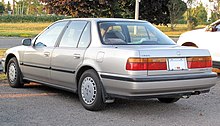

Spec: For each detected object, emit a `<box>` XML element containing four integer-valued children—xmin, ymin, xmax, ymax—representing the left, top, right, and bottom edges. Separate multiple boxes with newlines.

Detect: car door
<box><xmin>50</xmin><ymin>21</ymin><xmax>91</xmax><ymax>89</ymax></box>
<box><xmin>21</xmin><ymin>21</ymin><xmax>69</xmax><ymax>82</ymax></box>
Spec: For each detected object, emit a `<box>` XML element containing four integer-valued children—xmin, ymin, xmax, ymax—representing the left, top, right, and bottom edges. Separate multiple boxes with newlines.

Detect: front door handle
<box><xmin>73</xmin><ymin>54</ymin><xmax>81</xmax><ymax>59</ymax></box>
<box><xmin>44</xmin><ymin>52</ymin><xmax>50</xmax><ymax>57</ymax></box>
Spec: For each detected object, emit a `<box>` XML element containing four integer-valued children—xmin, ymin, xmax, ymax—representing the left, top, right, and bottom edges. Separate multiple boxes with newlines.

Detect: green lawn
<box><xmin>0</xmin><ymin>23</ymin><xmax>51</xmax><ymax>37</ymax></box>
<box><xmin>156</xmin><ymin>24</ymin><xmax>206</xmax><ymax>37</ymax></box>
<box><xmin>0</xmin><ymin>23</ymin><xmax>206</xmax><ymax>38</ymax></box>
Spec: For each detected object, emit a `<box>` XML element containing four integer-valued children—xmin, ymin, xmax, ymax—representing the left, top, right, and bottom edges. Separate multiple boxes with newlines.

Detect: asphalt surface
<box><xmin>0</xmin><ymin>77</ymin><xmax>220</xmax><ymax>126</ymax></box>
<box><xmin>0</xmin><ymin>37</ymin><xmax>25</xmax><ymax>49</ymax></box>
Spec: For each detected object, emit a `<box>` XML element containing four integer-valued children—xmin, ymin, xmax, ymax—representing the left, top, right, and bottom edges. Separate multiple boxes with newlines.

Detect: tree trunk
<box><xmin>13</xmin><ymin>0</ymin><xmax>15</xmax><ymax>15</ymax></box>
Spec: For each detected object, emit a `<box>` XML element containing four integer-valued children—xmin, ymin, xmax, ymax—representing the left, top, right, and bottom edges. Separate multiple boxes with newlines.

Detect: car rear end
<box><xmin>100</xmin><ymin>46</ymin><xmax>216</xmax><ymax>98</ymax></box>
<box><xmin>97</xmin><ymin>20</ymin><xmax>217</xmax><ymax>99</ymax></box>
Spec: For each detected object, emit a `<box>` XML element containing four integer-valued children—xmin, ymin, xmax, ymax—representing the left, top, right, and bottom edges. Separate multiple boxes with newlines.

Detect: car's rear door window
<box><xmin>59</xmin><ymin>21</ymin><xmax>88</xmax><ymax>48</ymax></box>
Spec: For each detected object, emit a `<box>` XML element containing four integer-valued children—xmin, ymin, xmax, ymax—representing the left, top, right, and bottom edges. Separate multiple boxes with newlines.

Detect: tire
<box><xmin>157</xmin><ymin>98</ymin><xmax>180</xmax><ymax>103</ymax></box>
<box><xmin>78</xmin><ymin>69</ymin><xmax>106</xmax><ymax>111</ymax></box>
<box><xmin>7</xmin><ymin>57</ymin><xmax>24</xmax><ymax>88</ymax></box>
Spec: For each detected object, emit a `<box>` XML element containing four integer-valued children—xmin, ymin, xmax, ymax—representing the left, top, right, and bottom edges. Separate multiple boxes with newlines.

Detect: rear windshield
<box><xmin>98</xmin><ymin>21</ymin><xmax>175</xmax><ymax>45</ymax></box>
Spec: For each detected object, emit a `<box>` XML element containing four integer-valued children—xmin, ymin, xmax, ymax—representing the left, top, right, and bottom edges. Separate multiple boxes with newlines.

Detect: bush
<box><xmin>0</xmin><ymin>15</ymin><xmax>71</xmax><ymax>23</ymax></box>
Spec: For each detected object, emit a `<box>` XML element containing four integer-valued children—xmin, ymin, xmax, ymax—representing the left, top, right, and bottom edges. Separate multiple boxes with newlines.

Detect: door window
<box><xmin>59</xmin><ymin>21</ymin><xmax>88</xmax><ymax>48</ymax></box>
<box><xmin>78</xmin><ymin>22</ymin><xmax>91</xmax><ymax>48</ymax></box>
<box><xmin>35</xmin><ymin>21</ymin><xmax>68</xmax><ymax>47</ymax></box>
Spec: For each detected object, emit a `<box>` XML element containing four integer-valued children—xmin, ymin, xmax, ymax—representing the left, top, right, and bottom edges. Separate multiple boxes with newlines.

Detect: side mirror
<box><xmin>22</xmin><ymin>38</ymin><xmax>32</xmax><ymax>46</ymax></box>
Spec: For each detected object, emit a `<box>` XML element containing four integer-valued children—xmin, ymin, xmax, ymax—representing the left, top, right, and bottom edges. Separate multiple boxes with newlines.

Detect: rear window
<box><xmin>98</xmin><ymin>21</ymin><xmax>175</xmax><ymax>45</ymax></box>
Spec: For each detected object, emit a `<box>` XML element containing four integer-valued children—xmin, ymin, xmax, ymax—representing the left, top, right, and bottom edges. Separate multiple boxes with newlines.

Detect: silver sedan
<box><xmin>2</xmin><ymin>18</ymin><xmax>217</xmax><ymax>111</ymax></box>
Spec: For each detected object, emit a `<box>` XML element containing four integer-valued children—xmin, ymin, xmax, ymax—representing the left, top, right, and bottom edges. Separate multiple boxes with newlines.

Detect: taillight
<box><xmin>126</xmin><ymin>58</ymin><xmax>167</xmax><ymax>71</ymax></box>
<box><xmin>187</xmin><ymin>56</ymin><xmax>212</xmax><ymax>69</ymax></box>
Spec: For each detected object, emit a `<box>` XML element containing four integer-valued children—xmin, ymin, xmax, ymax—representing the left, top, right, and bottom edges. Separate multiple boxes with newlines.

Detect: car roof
<box><xmin>62</xmin><ymin>18</ymin><xmax>148</xmax><ymax>23</ymax></box>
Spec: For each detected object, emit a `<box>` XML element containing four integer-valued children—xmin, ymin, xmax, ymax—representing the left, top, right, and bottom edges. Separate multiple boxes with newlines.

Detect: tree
<box><xmin>40</xmin><ymin>0</ymin><xmax>170</xmax><ymax>25</ymax></box>
<box><xmin>138</xmin><ymin>0</ymin><xmax>170</xmax><ymax>25</ymax></box>
<box><xmin>194</xmin><ymin>3</ymin><xmax>207</xmax><ymax>24</ymax></box>
<box><xmin>168</xmin><ymin>0</ymin><xmax>187</xmax><ymax>30</ymax></box>
<box><xmin>186</xmin><ymin>0</ymin><xmax>199</xmax><ymax>30</ymax></box>
<box><xmin>7</xmin><ymin>1</ymin><xmax>12</xmax><ymax>11</ymax></box>
<box><xmin>0</xmin><ymin>2</ymin><xmax>5</xmax><ymax>15</ymax></box>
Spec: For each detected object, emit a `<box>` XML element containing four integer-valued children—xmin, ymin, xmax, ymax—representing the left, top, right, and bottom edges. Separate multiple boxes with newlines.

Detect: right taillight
<box><xmin>126</xmin><ymin>58</ymin><xmax>167</xmax><ymax>71</ymax></box>
<box><xmin>187</xmin><ymin>56</ymin><xmax>212</xmax><ymax>69</ymax></box>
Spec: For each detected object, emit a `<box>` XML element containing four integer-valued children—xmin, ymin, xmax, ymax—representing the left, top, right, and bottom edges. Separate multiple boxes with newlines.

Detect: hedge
<box><xmin>0</xmin><ymin>15</ymin><xmax>71</xmax><ymax>23</ymax></box>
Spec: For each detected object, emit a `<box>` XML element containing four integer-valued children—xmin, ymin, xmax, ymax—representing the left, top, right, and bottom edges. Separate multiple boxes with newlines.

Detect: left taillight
<box><xmin>126</xmin><ymin>58</ymin><xmax>167</xmax><ymax>71</ymax></box>
<box><xmin>187</xmin><ymin>56</ymin><xmax>212</xmax><ymax>69</ymax></box>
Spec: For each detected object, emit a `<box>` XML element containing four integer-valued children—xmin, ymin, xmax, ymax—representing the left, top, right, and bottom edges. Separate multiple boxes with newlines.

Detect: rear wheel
<box><xmin>7</xmin><ymin>57</ymin><xmax>24</xmax><ymax>88</ymax></box>
<box><xmin>78</xmin><ymin>69</ymin><xmax>105</xmax><ymax>111</ymax></box>
<box><xmin>157</xmin><ymin>98</ymin><xmax>180</xmax><ymax>103</ymax></box>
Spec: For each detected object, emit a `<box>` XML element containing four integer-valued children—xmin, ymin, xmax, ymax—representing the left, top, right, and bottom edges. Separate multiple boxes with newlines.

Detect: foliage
<box><xmin>184</xmin><ymin>2</ymin><xmax>207</xmax><ymax>29</ymax></box>
<box><xmin>7</xmin><ymin>1</ymin><xmax>12</xmax><ymax>11</ymax></box>
<box><xmin>0</xmin><ymin>15</ymin><xmax>69</xmax><ymax>23</ymax></box>
<box><xmin>168</xmin><ymin>0</ymin><xmax>187</xmax><ymax>30</ymax></box>
<box><xmin>39</xmin><ymin>0</ymin><xmax>170</xmax><ymax>25</ymax></box>
<box><xmin>193</xmin><ymin>3</ymin><xmax>207</xmax><ymax>25</ymax></box>
<box><xmin>0</xmin><ymin>2</ymin><xmax>5</xmax><ymax>15</ymax></box>
<box><xmin>138</xmin><ymin>0</ymin><xmax>170</xmax><ymax>25</ymax></box>
<box><xmin>211</xmin><ymin>12</ymin><xmax>220</xmax><ymax>22</ymax></box>
<box><xmin>185</xmin><ymin>0</ymin><xmax>198</xmax><ymax>30</ymax></box>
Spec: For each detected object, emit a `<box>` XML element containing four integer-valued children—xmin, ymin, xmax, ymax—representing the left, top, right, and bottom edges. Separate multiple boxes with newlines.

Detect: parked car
<box><xmin>2</xmin><ymin>18</ymin><xmax>217</xmax><ymax>111</ymax></box>
<box><xmin>177</xmin><ymin>19</ymin><xmax>220</xmax><ymax>68</ymax></box>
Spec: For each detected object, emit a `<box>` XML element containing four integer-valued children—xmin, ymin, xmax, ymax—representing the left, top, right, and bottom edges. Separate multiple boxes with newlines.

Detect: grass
<box><xmin>0</xmin><ymin>23</ymin><xmax>51</xmax><ymax>37</ymax></box>
<box><xmin>0</xmin><ymin>73</ymin><xmax>7</xmax><ymax>80</ymax></box>
<box><xmin>156</xmin><ymin>24</ymin><xmax>206</xmax><ymax>37</ymax></box>
<box><xmin>0</xmin><ymin>23</ymin><xmax>207</xmax><ymax>38</ymax></box>
<box><xmin>0</xmin><ymin>49</ymin><xmax>7</xmax><ymax>58</ymax></box>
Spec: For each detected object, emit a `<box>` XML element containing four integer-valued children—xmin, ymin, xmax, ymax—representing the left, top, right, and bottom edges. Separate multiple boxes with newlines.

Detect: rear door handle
<box><xmin>73</xmin><ymin>54</ymin><xmax>81</xmax><ymax>59</ymax></box>
<box><xmin>44</xmin><ymin>52</ymin><xmax>50</xmax><ymax>57</ymax></box>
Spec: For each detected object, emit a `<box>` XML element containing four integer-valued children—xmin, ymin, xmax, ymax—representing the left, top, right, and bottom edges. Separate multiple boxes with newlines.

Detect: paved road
<box><xmin>0</xmin><ymin>37</ymin><xmax>25</xmax><ymax>49</ymax></box>
<box><xmin>0</xmin><ymin>77</ymin><xmax>219</xmax><ymax>126</ymax></box>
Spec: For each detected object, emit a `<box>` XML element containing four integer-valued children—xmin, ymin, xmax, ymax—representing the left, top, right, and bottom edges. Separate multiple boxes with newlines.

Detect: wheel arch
<box><xmin>5</xmin><ymin>53</ymin><xmax>17</xmax><ymax>73</ymax></box>
<box><xmin>181</xmin><ymin>42</ymin><xmax>198</xmax><ymax>48</ymax></box>
<box><xmin>76</xmin><ymin>65</ymin><xmax>98</xmax><ymax>88</ymax></box>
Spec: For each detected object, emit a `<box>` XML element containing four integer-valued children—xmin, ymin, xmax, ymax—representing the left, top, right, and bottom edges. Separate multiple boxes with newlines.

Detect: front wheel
<box><xmin>157</xmin><ymin>98</ymin><xmax>180</xmax><ymax>103</ymax></box>
<box><xmin>7</xmin><ymin>57</ymin><xmax>24</xmax><ymax>88</ymax></box>
<box><xmin>78</xmin><ymin>69</ymin><xmax>105</xmax><ymax>111</ymax></box>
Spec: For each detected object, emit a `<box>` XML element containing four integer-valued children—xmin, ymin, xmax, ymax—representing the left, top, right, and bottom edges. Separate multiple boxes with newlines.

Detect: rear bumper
<box><xmin>100</xmin><ymin>72</ymin><xmax>217</xmax><ymax>98</ymax></box>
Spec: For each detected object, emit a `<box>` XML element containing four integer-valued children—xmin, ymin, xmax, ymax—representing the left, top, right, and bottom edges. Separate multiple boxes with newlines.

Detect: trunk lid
<box><xmin>138</xmin><ymin>46</ymin><xmax>211</xmax><ymax>76</ymax></box>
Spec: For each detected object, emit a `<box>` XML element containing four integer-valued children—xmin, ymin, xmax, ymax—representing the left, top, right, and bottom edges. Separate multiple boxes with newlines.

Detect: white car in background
<box><xmin>177</xmin><ymin>19</ymin><xmax>220</xmax><ymax>68</ymax></box>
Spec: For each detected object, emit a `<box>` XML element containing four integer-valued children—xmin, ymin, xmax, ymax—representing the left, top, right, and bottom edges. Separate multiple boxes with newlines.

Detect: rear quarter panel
<box><xmin>83</xmin><ymin>46</ymin><xmax>142</xmax><ymax>75</ymax></box>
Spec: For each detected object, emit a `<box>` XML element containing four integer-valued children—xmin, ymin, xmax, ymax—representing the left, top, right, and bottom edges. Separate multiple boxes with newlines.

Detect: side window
<box><xmin>78</xmin><ymin>22</ymin><xmax>91</xmax><ymax>48</ymax></box>
<box><xmin>59</xmin><ymin>21</ymin><xmax>87</xmax><ymax>47</ymax></box>
<box><xmin>35</xmin><ymin>21</ymin><xmax>68</xmax><ymax>47</ymax></box>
